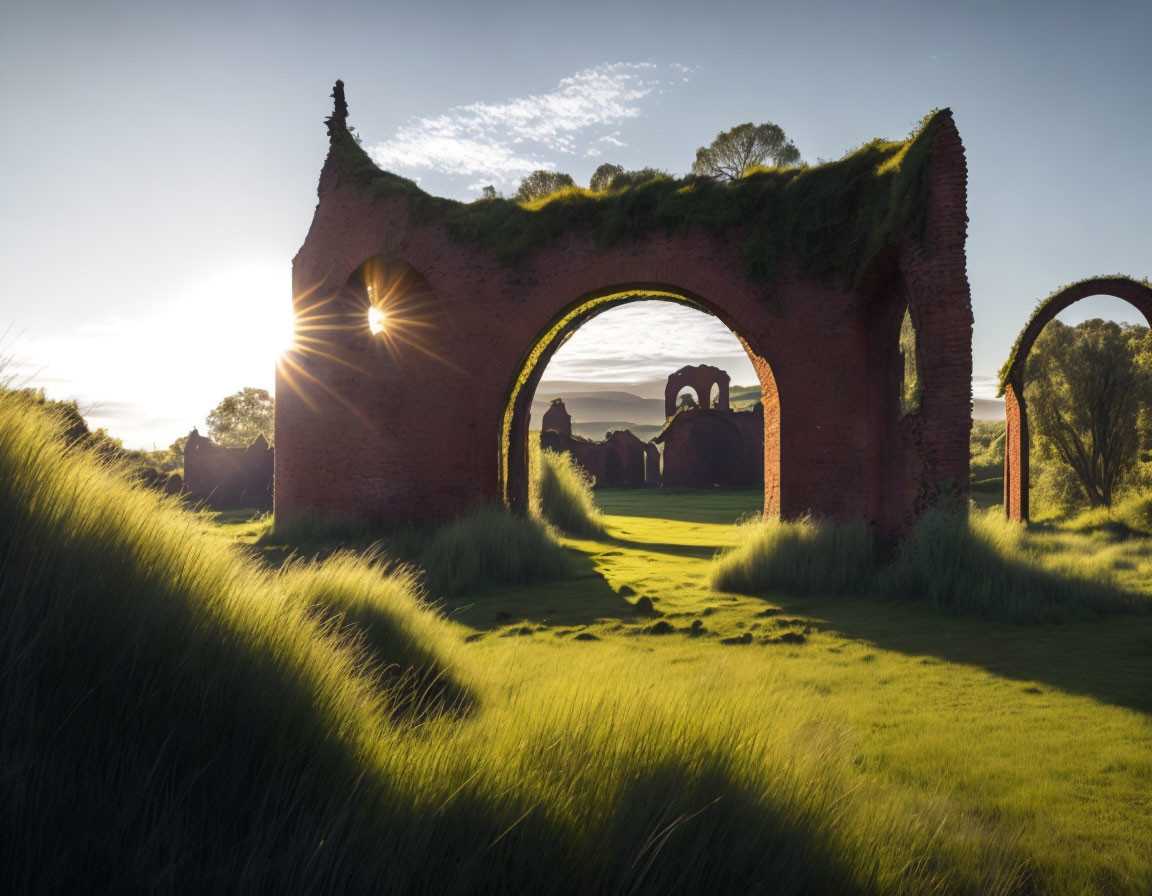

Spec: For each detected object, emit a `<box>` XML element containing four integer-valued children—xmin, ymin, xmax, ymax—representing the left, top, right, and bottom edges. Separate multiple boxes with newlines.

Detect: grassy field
<box><xmin>210</xmin><ymin>487</ymin><xmax>1152</xmax><ymax>893</ymax></box>
<box><xmin>6</xmin><ymin>392</ymin><xmax>1152</xmax><ymax>893</ymax></box>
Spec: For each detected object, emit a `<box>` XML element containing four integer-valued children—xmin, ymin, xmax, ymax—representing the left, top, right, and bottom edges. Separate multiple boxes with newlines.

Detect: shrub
<box><xmin>711</xmin><ymin>514</ymin><xmax>876</xmax><ymax>597</ymax></box>
<box><xmin>418</xmin><ymin>504</ymin><xmax>576</xmax><ymax>597</ymax></box>
<box><xmin>712</xmin><ymin>502</ymin><xmax>1143</xmax><ymax>625</ymax></box>
<box><xmin>882</xmin><ymin>505</ymin><xmax>1139</xmax><ymax>623</ymax></box>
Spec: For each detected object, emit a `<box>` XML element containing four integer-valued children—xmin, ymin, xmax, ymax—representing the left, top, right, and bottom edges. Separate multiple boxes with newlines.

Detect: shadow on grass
<box><xmin>604</xmin><ymin>534</ymin><xmax>720</xmax><ymax>560</ymax></box>
<box><xmin>439</xmin><ymin>551</ymin><xmax>641</xmax><ymax>632</ymax></box>
<box><xmin>767</xmin><ymin>590</ymin><xmax>1152</xmax><ymax>716</ymax></box>
<box><xmin>713</xmin><ymin>507</ymin><xmax>1152</xmax><ymax>713</ymax></box>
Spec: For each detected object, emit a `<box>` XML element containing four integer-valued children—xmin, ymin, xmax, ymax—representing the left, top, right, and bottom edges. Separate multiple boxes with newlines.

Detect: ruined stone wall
<box><xmin>540</xmin><ymin>428</ymin><xmax>650</xmax><ymax>488</ymax></box>
<box><xmin>656</xmin><ymin>407</ymin><xmax>762</xmax><ymax>488</ymax></box>
<box><xmin>276</xmin><ymin>105</ymin><xmax>971</xmax><ymax>538</ymax></box>
<box><xmin>184</xmin><ymin>431</ymin><xmax>273</xmax><ymax>510</ymax></box>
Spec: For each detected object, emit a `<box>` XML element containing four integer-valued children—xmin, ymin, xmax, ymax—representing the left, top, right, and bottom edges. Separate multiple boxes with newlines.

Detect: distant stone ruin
<box><xmin>540</xmin><ymin>400</ymin><xmax>659</xmax><ymax>487</ymax></box>
<box><xmin>183</xmin><ymin>429</ymin><xmax>274</xmax><ymax>509</ymax></box>
<box><xmin>539</xmin><ymin>367</ymin><xmax>764</xmax><ymax>490</ymax></box>
<box><xmin>277</xmin><ymin>82</ymin><xmax>973</xmax><ymax>538</ymax></box>
<box><xmin>654</xmin><ymin>366</ymin><xmax>763</xmax><ymax>488</ymax></box>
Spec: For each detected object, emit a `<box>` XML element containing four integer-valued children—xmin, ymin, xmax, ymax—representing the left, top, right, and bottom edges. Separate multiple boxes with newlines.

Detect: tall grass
<box><xmin>881</xmin><ymin>506</ymin><xmax>1140</xmax><ymax>623</ymax></box>
<box><xmin>418</xmin><ymin>504</ymin><xmax>576</xmax><ymax>597</ymax></box>
<box><xmin>712</xmin><ymin>504</ymin><xmax>1143</xmax><ymax>624</ymax></box>
<box><xmin>0</xmin><ymin>392</ymin><xmax>1051</xmax><ymax>892</ymax></box>
<box><xmin>532</xmin><ymin>445</ymin><xmax>606</xmax><ymax>537</ymax></box>
<box><xmin>0</xmin><ymin>391</ymin><xmax>462</xmax><ymax>889</ymax></box>
<box><xmin>711</xmin><ymin>514</ymin><xmax>875</xmax><ymax>597</ymax></box>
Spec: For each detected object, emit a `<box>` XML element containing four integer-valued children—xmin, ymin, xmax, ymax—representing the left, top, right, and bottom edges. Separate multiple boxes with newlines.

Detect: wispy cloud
<box><xmin>370</xmin><ymin>63</ymin><xmax>690</xmax><ymax>187</ymax></box>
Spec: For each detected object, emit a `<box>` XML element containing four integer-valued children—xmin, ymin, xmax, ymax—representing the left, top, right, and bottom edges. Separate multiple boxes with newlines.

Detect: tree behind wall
<box><xmin>690</xmin><ymin>122</ymin><xmax>801</xmax><ymax>181</ymax></box>
<box><xmin>1025</xmin><ymin>319</ymin><xmax>1152</xmax><ymax>509</ymax></box>
<box><xmin>206</xmin><ymin>387</ymin><xmax>274</xmax><ymax>448</ymax></box>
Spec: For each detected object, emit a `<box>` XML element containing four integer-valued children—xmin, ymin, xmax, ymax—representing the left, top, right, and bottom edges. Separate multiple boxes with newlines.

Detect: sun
<box><xmin>368</xmin><ymin>305</ymin><xmax>387</xmax><ymax>334</ymax></box>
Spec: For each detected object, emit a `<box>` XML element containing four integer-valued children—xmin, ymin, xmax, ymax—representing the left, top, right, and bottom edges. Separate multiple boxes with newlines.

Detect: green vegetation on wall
<box><xmin>996</xmin><ymin>274</ymin><xmax>1152</xmax><ymax>395</ymax></box>
<box><xmin>328</xmin><ymin>109</ymin><xmax>950</xmax><ymax>288</ymax></box>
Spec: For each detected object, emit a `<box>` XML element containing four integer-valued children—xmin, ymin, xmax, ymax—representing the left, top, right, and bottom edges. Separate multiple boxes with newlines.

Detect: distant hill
<box><xmin>534</xmin><ymin>386</ymin><xmax>1004</xmax><ymax>430</ymax></box>
<box><xmin>973</xmin><ymin>398</ymin><xmax>1004</xmax><ymax>421</ymax></box>
<box><xmin>532</xmin><ymin>391</ymin><xmax>667</xmax><ymax>427</ymax></box>
<box><xmin>569</xmin><ymin>422</ymin><xmax>663</xmax><ymax>441</ymax></box>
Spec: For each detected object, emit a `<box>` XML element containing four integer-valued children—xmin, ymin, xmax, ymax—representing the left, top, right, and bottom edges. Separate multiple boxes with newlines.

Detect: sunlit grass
<box><xmin>712</xmin><ymin>503</ymin><xmax>1146</xmax><ymax>624</ymax></box>
<box><xmin>531</xmin><ymin>444</ymin><xmax>606</xmax><ymax>537</ymax></box>
<box><xmin>6</xmin><ymin>392</ymin><xmax>1152</xmax><ymax>892</ymax></box>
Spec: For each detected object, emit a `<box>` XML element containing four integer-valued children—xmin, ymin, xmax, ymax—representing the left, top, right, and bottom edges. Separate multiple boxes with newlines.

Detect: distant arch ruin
<box><xmin>665</xmin><ymin>364</ymin><xmax>730</xmax><ymax>416</ymax></box>
<box><xmin>275</xmin><ymin>82</ymin><xmax>973</xmax><ymax>538</ymax></box>
<box><xmin>998</xmin><ymin>275</ymin><xmax>1152</xmax><ymax>521</ymax></box>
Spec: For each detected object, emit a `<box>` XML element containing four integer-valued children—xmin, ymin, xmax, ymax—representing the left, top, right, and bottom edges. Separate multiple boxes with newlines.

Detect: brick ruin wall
<box><xmin>184</xmin><ymin>431</ymin><xmax>274</xmax><ymax>510</ymax></box>
<box><xmin>276</xmin><ymin>104</ymin><xmax>971</xmax><ymax>539</ymax></box>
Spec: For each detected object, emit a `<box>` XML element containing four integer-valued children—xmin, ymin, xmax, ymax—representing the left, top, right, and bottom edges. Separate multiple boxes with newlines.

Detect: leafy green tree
<box><xmin>514</xmin><ymin>170</ymin><xmax>575</xmax><ymax>202</ymax></box>
<box><xmin>691</xmin><ymin>122</ymin><xmax>801</xmax><ymax>180</ymax></box>
<box><xmin>206</xmin><ymin>387</ymin><xmax>274</xmax><ymax>448</ymax></box>
<box><xmin>589</xmin><ymin>164</ymin><xmax>668</xmax><ymax>192</ymax></box>
<box><xmin>589</xmin><ymin>163</ymin><xmax>623</xmax><ymax>191</ymax></box>
<box><xmin>1025</xmin><ymin>319</ymin><xmax>1152</xmax><ymax>509</ymax></box>
<box><xmin>479</xmin><ymin>185</ymin><xmax>500</xmax><ymax>200</ymax></box>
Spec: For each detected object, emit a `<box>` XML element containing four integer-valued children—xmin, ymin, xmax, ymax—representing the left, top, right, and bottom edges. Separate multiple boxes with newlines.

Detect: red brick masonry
<box><xmin>276</xmin><ymin>93</ymin><xmax>973</xmax><ymax>539</ymax></box>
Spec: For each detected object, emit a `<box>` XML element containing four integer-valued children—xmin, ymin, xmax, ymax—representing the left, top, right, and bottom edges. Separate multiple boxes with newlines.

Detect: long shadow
<box><xmin>603</xmin><ymin>534</ymin><xmax>720</xmax><ymax>560</ymax></box>
<box><xmin>438</xmin><ymin>551</ymin><xmax>646</xmax><ymax>633</ymax></box>
<box><xmin>743</xmin><ymin>589</ymin><xmax>1152</xmax><ymax>716</ymax></box>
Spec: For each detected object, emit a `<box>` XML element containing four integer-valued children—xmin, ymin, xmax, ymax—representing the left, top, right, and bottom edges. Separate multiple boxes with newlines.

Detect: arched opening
<box><xmin>676</xmin><ymin>388</ymin><xmax>700</xmax><ymax>411</ymax></box>
<box><xmin>501</xmin><ymin>288</ymin><xmax>780</xmax><ymax>516</ymax></box>
<box><xmin>898</xmin><ymin>306</ymin><xmax>922</xmax><ymax>417</ymax></box>
<box><xmin>859</xmin><ymin>261</ymin><xmax>921</xmax><ymax>534</ymax></box>
<box><xmin>999</xmin><ymin>277</ymin><xmax>1152</xmax><ymax>521</ymax></box>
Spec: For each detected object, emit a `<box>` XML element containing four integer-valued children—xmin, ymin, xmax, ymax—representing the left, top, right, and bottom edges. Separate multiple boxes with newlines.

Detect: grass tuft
<box><xmin>418</xmin><ymin>504</ymin><xmax>576</xmax><ymax>597</ymax></box>
<box><xmin>532</xmin><ymin>446</ymin><xmax>606</xmax><ymax>537</ymax></box>
<box><xmin>713</xmin><ymin>503</ymin><xmax>1144</xmax><ymax>624</ymax></box>
<box><xmin>712</xmin><ymin>514</ymin><xmax>876</xmax><ymax>597</ymax></box>
<box><xmin>881</xmin><ymin>505</ymin><xmax>1141</xmax><ymax>623</ymax></box>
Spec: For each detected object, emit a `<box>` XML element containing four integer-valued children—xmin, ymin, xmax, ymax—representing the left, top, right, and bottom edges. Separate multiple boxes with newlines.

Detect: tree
<box><xmin>690</xmin><ymin>122</ymin><xmax>801</xmax><ymax>181</ymax></box>
<box><xmin>1025</xmin><ymin>319</ymin><xmax>1152</xmax><ymax>509</ymax></box>
<box><xmin>589</xmin><ymin>164</ymin><xmax>668</xmax><ymax>192</ymax></box>
<box><xmin>479</xmin><ymin>185</ymin><xmax>500</xmax><ymax>200</ymax></box>
<box><xmin>205</xmin><ymin>387</ymin><xmax>274</xmax><ymax>448</ymax></box>
<box><xmin>589</xmin><ymin>163</ymin><xmax>623</xmax><ymax>191</ymax></box>
<box><xmin>515</xmin><ymin>170</ymin><xmax>575</xmax><ymax>202</ymax></box>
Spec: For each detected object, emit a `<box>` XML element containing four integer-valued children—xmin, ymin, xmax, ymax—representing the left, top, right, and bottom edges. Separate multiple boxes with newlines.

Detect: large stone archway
<box><xmin>998</xmin><ymin>276</ymin><xmax>1152</xmax><ymax>521</ymax></box>
<box><xmin>275</xmin><ymin>83</ymin><xmax>972</xmax><ymax>538</ymax></box>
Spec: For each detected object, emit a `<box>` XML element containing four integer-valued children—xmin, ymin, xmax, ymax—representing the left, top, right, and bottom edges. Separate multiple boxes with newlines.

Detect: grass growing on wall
<box><xmin>328</xmin><ymin>109</ymin><xmax>949</xmax><ymax>288</ymax></box>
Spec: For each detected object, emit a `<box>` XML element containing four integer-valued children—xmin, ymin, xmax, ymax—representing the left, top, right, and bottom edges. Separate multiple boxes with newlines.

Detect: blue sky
<box><xmin>1</xmin><ymin>0</ymin><xmax>1149</xmax><ymax>446</ymax></box>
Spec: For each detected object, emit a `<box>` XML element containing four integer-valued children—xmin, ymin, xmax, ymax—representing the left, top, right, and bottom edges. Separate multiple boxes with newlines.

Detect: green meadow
<box><xmin>5</xmin><ymin>395</ymin><xmax>1152</xmax><ymax>894</ymax></box>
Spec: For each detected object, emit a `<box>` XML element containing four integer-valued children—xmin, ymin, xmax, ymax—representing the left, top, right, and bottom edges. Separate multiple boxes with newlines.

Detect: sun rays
<box><xmin>276</xmin><ymin>256</ymin><xmax>462</xmax><ymax>424</ymax></box>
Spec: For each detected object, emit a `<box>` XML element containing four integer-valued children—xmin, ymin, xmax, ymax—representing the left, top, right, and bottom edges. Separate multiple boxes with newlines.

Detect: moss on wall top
<box><xmin>327</xmin><ymin>101</ymin><xmax>951</xmax><ymax>289</ymax></box>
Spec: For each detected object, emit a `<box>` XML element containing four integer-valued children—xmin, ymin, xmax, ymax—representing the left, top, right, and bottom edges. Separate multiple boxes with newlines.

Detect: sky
<box><xmin>1</xmin><ymin>0</ymin><xmax>1149</xmax><ymax>447</ymax></box>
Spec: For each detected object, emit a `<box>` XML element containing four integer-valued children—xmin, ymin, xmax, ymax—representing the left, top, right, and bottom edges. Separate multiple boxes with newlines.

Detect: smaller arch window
<box><xmin>899</xmin><ymin>307</ymin><xmax>921</xmax><ymax>416</ymax></box>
